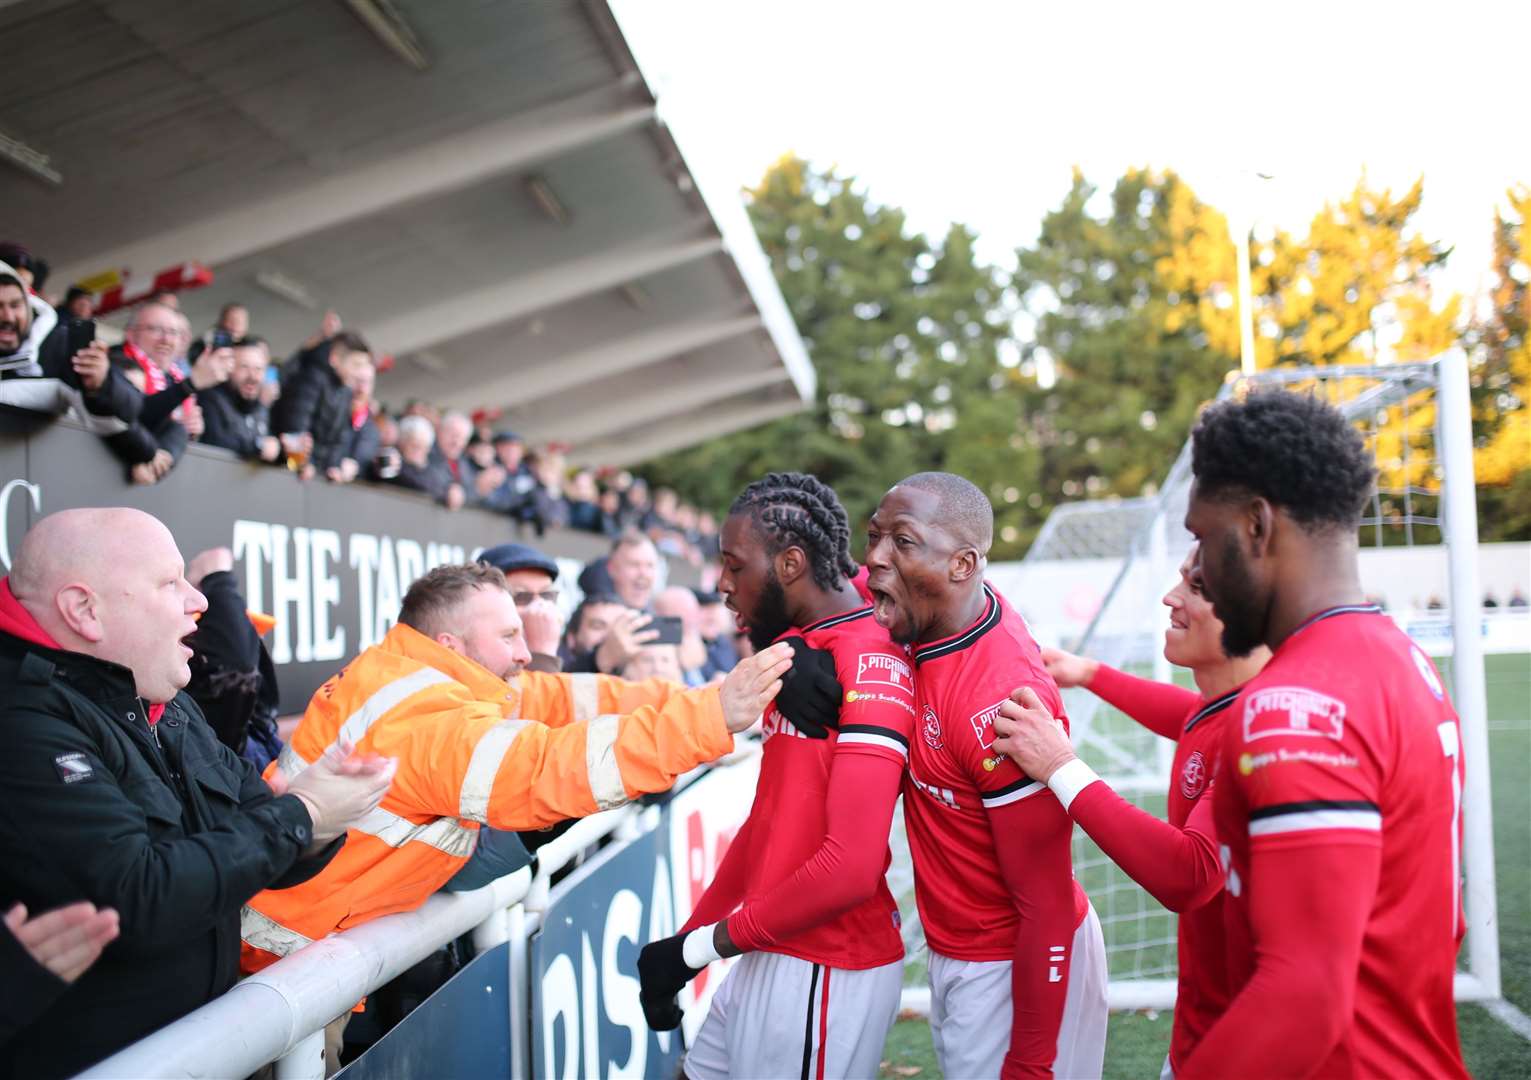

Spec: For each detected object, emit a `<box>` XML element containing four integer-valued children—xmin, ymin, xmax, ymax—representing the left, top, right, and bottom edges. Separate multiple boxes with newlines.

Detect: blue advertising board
<box><xmin>530</xmin><ymin>822</ymin><xmax>684</xmax><ymax>1079</ymax></box>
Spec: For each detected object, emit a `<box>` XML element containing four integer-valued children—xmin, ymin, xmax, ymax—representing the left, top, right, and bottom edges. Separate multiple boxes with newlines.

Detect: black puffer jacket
<box><xmin>0</xmin><ymin>632</ymin><xmax>341</xmax><ymax>1079</ymax></box>
<box><xmin>271</xmin><ymin>341</ymin><xmax>353</xmax><ymax>472</ymax></box>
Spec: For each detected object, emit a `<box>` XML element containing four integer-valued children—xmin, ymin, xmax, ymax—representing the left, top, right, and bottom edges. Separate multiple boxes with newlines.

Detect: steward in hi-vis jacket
<box><xmin>241</xmin><ymin>618</ymin><xmax>779</xmax><ymax>971</ymax></box>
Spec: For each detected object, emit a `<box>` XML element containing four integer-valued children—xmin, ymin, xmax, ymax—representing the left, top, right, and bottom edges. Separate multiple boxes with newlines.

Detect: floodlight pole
<box><xmin>1234</xmin><ymin>217</ymin><xmax>1256</xmax><ymax>377</ymax></box>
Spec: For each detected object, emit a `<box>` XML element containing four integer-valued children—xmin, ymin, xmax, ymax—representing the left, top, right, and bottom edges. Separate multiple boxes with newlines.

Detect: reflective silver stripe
<box><xmin>981</xmin><ymin>780</ymin><xmax>1047</xmax><ymax>808</ymax></box>
<box><xmin>276</xmin><ymin>742</ymin><xmax>311</xmax><ymax>780</ymax></box>
<box><xmin>458</xmin><ymin>719</ymin><xmax>531</xmax><ymax>822</ymax></box>
<box><xmin>241</xmin><ymin>905</ymin><xmax>312</xmax><ymax>957</ymax></box>
<box><xmin>836</xmin><ymin>731</ymin><xmax>909</xmax><ymax>758</ymax></box>
<box><xmin>352</xmin><ymin>806</ymin><xmax>480</xmax><ymax>858</ymax></box>
<box><xmin>568</xmin><ymin>673</ymin><xmax>601</xmax><ymax>724</ymax></box>
<box><xmin>585</xmin><ymin>713</ymin><xmax>628</xmax><ymax>811</ymax></box>
<box><xmin>1249</xmin><ymin>809</ymin><xmax>1381</xmax><ymax>837</ymax></box>
<box><xmin>337</xmin><ymin>666</ymin><xmax>456</xmax><ymax>747</ymax></box>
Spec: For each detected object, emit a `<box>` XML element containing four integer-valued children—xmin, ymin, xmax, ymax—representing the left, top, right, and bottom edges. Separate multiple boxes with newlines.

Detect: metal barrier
<box><xmin>73</xmin><ymin>744</ymin><xmax>767</xmax><ymax>1080</ymax></box>
<box><xmin>76</xmin><ymin>803</ymin><xmax>645</xmax><ymax>1080</ymax></box>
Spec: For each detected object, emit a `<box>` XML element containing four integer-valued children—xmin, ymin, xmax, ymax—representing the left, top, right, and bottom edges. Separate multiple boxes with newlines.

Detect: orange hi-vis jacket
<box><xmin>240</xmin><ymin>621</ymin><xmax>731</xmax><ymax>971</ymax></box>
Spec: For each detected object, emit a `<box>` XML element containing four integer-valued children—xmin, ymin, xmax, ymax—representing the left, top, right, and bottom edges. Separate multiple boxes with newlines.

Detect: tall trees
<box><xmin>642</xmin><ymin>156</ymin><xmax>1033</xmax><ymax>555</ymax></box>
<box><xmin>641</xmin><ymin>159</ymin><xmax>1530</xmax><ymax>552</ymax></box>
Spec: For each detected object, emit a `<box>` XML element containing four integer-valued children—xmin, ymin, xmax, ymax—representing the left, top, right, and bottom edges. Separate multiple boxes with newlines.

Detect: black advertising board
<box><xmin>1</xmin><ymin>414</ymin><xmax>681</xmax><ymax>707</ymax></box>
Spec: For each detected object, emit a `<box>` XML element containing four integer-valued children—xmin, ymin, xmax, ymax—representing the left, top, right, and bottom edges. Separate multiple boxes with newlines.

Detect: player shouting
<box><xmin>866</xmin><ymin>473</ymin><xmax>1107</xmax><ymax>1080</ymax></box>
<box><xmin>1177</xmin><ymin>391</ymin><xmax>1469</xmax><ymax>1079</ymax></box>
<box><xmin>637</xmin><ymin>473</ymin><xmax>914</xmax><ymax>1079</ymax></box>
<box><xmin>989</xmin><ymin>546</ymin><xmax>1269</xmax><ymax>1076</ymax></box>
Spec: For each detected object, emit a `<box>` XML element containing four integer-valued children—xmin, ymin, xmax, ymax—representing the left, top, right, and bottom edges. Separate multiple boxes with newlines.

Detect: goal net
<box><xmin>892</xmin><ymin>353</ymin><xmax>1500</xmax><ymax>1011</ymax></box>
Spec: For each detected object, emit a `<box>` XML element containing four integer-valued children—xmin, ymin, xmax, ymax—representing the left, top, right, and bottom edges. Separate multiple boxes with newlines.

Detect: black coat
<box><xmin>103</xmin><ymin>346</ymin><xmax>189</xmax><ymax>471</ymax></box>
<box><xmin>199</xmin><ymin>383</ymin><xmax>272</xmax><ymax>460</ymax></box>
<box><xmin>271</xmin><ymin>345</ymin><xmax>353</xmax><ymax>472</ymax></box>
<box><xmin>0</xmin><ymin>632</ymin><xmax>340</xmax><ymax>1079</ymax></box>
<box><xmin>0</xmin><ymin>920</ymin><xmax>67</xmax><ymax>1053</ymax></box>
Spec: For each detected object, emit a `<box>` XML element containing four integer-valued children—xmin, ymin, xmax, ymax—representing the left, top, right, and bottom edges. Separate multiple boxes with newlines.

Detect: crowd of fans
<box><xmin>0</xmin><ymin>242</ymin><xmax>720</xmax><ymax>565</ymax></box>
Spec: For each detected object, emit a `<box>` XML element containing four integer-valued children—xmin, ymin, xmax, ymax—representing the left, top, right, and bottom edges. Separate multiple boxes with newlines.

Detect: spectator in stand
<box><xmin>608</xmin><ymin>531</ymin><xmax>661</xmax><ymax>611</ymax></box>
<box><xmin>433</xmin><ymin>411</ymin><xmax>482</xmax><ymax>498</ymax></box>
<box><xmin>331</xmin><ymin>360</ymin><xmax>379</xmax><ymax>485</ymax></box>
<box><xmin>483</xmin><ymin>429</ymin><xmax>539</xmax><ymax>522</ymax></box>
<box><xmin>0</xmin><ymin>243</ymin><xmax>45</xmax><ymax>292</ymax></box>
<box><xmin>559</xmin><ymin>592</ymin><xmax>631</xmax><ymax>670</ymax></box>
<box><xmin>1482</xmin><ymin>591</ymin><xmax>1499</xmax><ymax>610</ymax></box>
<box><xmin>623</xmin><ymin>642</ymin><xmax>684</xmax><ymax>683</ymax></box>
<box><xmin>59</xmin><ymin>287</ymin><xmax>95</xmax><ymax>321</ymax></box>
<box><xmin>197</xmin><ymin>336</ymin><xmax>295</xmax><ymax>464</ymax></box>
<box><xmin>0</xmin><ymin>261</ymin><xmax>139</xmax><ymax>425</ymax></box>
<box><xmin>272</xmin><ymin>330</ymin><xmax>374</xmax><ymax>484</ymax></box>
<box><xmin>0</xmin><ymin>508</ymin><xmax>395</xmax><ymax>1078</ymax></box>
<box><xmin>695</xmin><ymin>589</ymin><xmax>740</xmax><ymax>674</ymax></box>
<box><xmin>565</xmin><ymin>469</ymin><xmax>602</xmax><ymax>532</ymax></box>
<box><xmin>108</xmin><ymin>303</ymin><xmax>234</xmax><ymax>485</ymax></box>
<box><xmin>596</xmin><ymin>486</ymin><xmax>626</xmax><ymax>537</ymax></box>
<box><xmin>185</xmin><ymin>302</ymin><xmax>250</xmax><ymax>365</ymax></box>
<box><xmin>182</xmin><ymin>547</ymin><xmax>284</xmax><ymax>771</ymax></box>
<box><xmin>477</xmin><ymin>543</ymin><xmax>566</xmax><ymax>673</ymax></box>
<box><xmin>653</xmin><ymin>585</ymin><xmax>716</xmax><ymax>685</ymax></box>
<box><xmin>384</xmin><ymin>415</ymin><xmax>465</xmax><ymax>509</ymax></box>
<box><xmin>1510</xmin><ymin>587</ymin><xmax>1529</xmax><ymax>609</ymax></box>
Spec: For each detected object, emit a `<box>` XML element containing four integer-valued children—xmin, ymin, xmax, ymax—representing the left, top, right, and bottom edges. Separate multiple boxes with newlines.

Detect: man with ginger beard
<box><xmin>0</xmin><ymin>509</ymin><xmax>395</xmax><ymax>1078</ymax></box>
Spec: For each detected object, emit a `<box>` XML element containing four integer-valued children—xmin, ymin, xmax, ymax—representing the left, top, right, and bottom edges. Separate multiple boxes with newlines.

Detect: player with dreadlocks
<box><xmin>636</xmin><ymin>472</ymin><xmax>914</xmax><ymax>1080</ymax></box>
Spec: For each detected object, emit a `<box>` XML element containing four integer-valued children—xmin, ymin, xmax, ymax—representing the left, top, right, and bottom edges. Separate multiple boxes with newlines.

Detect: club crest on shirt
<box><xmin>921</xmin><ymin>704</ymin><xmax>943</xmax><ymax>749</ymax></box>
<box><xmin>1411</xmin><ymin>645</ymin><xmax>1446</xmax><ymax>700</ymax></box>
<box><xmin>968</xmin><ymin>700</ymin><xmax>1006</xmax><ymax>750</ymax></box>
<box><xmin>1243</xmin><ymin>685</ymin><xmax>1346</xmax><ymax>743</ymax></box>
<box><xmin>855</xmin><ymin>652</ymin><xmax>912</xmax><ymax>691</ymax></box>
<box><xmin>1180</xmin><ymin>750</ymin><xmax>1208</xmax><ymax>799</ymax></box>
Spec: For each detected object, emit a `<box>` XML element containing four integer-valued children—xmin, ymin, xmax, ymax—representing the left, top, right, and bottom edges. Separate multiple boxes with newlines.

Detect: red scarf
<box><xmin>351</xmin><ymin>400</ymin><xmax>370</xmax><ymax>431</ymax></box>
<box><xmin>0</xmin><ymin>577</ymin><xmax>164</xmax><ymax>723</ymax></box>
<box><xmin>122</xmin><ymin>341</ymin><xmax>168</xmax><ymax>395</ymax></box>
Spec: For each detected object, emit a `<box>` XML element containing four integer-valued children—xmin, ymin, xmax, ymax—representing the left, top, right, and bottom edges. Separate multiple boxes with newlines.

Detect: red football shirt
<box><xmin>1078</xmin><ymin>665</ymin><xmax>1236</xmax><ymax>1072</ymax></box>
<box><xmin>1185</xmin><ymin>605</ymin><xmax>1468</xmax><ymax>1079</ymax></box>
<box><xmin>685</xmin><ymin>603</ymin><xmax>915</xmax><ymax>970</ymax></box>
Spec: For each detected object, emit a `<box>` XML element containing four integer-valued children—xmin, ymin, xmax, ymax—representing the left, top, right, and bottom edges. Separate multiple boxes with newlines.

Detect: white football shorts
<box><xmin>927</xmin><ymin>901</ymin><xmax>1108</xmax><ymax>1079</ymax></box>
<box><xmin>683</xmin><ymin>950</ymin><xmax>903</xmax><ymax>1080</ymax></box>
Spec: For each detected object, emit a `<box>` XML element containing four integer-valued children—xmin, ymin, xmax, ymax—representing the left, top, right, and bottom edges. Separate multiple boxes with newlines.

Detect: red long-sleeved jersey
<box><xmin>903</xmin><ymin>584</ymin><xmax>1088</xmax><ymax>1079</ymax></box>
<box><xmin>1179</xmin><ymin>606</ymin><xmax>1469</xmax><ymax>1080</ymax></box>
<box><xmin>683</xmin><ymin>603</ymin><xmax>914</xmax><ymax>969</ymax></box>
<box><xmin>1075</xmin><ymin>664</ymin><xmax>1234</xmax><ymax>1071</ymax></box>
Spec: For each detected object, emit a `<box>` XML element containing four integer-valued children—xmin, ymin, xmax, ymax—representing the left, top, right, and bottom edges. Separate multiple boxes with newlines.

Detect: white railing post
<box><xmin>1435</xmin><ymin>348</ymin><xmax>1501</xmax><ymax>999</ymax></box>
<box><xmin>272</xmin><ymin>1028</ymin><xmax>325</xmax><ymax>1080</ymax></box>
<box><xmin>507</xmin><ymin>904</ymin><xmax>530</xmax><ymax>1080</ymax></box>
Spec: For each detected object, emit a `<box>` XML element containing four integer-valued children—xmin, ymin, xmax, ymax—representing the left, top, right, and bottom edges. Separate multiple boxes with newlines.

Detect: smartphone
<box><xmin>210</xmin><ymin>327</ymin><xmax>234</xmax><ymax>349</ymax></box>
<box><xmin>66</xmin><ymin>317</ymin><xmax>96</xmax><ymax>355</ymax></box>
<box><xmin>648</xmin><ymin>615</ymin><xmax>685</xmax><ymax>646</ymax></box>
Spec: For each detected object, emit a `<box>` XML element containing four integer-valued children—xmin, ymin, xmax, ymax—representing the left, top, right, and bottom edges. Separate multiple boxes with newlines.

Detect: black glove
<box><xmin>774</xmin><ymin>638</ymin><xmax>843</xmax><ymax>739</ymax></box>
<box><xmin>637</xmin><ymin>932</ymin><xmax>702</xmax><ymax>1031</ymax></box>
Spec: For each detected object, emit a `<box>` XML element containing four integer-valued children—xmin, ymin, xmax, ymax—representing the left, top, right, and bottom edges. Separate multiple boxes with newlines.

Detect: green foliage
<box><xmin>642</xmin><ymin>156</ymin><xmax>1035</xmax><ymax>556</ymax></box>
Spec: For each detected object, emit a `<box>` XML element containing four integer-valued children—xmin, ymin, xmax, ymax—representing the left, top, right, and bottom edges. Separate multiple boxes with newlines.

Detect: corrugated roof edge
<box><xmin>595</xmin><ymin>0</ymin><xmax>816</xmax><ymax>404</ymax></box>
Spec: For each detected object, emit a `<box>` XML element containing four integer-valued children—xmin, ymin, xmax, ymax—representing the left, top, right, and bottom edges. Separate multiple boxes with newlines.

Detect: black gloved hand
<box><xmin>773</xmin><ymin>637</ymin><xmax>843</xmax><ymax>739</ymax></box>
<box><xmin>637</xmin><ymin>932</ymin><xmax>702</xmax><ymax>1031</ymax></box>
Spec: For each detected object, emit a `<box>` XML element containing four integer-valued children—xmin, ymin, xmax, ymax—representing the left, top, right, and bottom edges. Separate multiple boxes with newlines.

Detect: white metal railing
<box><xmin>78</xmin><ymin>805</ymin><xmax>645</xmax><ymax>1080</ymax></box>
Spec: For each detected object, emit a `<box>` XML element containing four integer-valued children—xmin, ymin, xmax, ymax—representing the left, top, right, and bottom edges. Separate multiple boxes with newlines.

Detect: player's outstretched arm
<box><xmin>992</xmin><ymin>692</ymin><xmax>1222</xmax><ymax>912</ymax></box>
<box><xmin>989</xmin><ymin>794</ymin><xmax>1078</xmax><ymax>1080</ymax></box>
<box><xmin>1177</xmin><ymin>842</ymin><xmax>1379</xmax><ymax>1079</ymax></box>
<box><xmin>1085</xmin><ymin>663</ymin><xmax>1199</xmax><ymax>742</ymax></box>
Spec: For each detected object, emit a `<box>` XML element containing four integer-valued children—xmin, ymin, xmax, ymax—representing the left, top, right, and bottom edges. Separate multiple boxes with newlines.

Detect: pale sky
<box><xmin>612</xmin><ymin>0</ymin><xmax>1531</xmax><ymax>306</ymax></box>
